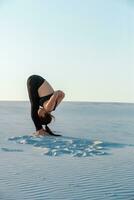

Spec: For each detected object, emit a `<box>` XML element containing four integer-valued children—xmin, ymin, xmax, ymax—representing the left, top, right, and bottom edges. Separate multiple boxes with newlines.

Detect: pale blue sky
<box><xmin>0</xmin><ymin>0</ymin><xmax>133</xmax><ymax>102</ymax></box>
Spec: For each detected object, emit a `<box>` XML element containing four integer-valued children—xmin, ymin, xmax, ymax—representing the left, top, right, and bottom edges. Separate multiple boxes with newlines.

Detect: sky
<box><xmin>0</xmin><ymin>0</ymin><xmax>133</xmax><ymax>102</ymax></box>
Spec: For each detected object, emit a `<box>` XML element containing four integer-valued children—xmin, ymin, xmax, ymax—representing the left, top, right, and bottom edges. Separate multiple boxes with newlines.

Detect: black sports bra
<box><xmin>39</xmin><ymin>93</ymin><xmax>53</xmax><ymax>107</ymax></box>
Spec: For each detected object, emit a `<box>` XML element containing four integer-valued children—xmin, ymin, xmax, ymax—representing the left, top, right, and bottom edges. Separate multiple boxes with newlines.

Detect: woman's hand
<box><xmin>34</xmin><ymin>128</ymin><xmax>48</xmax><ymax>136</ymax></box>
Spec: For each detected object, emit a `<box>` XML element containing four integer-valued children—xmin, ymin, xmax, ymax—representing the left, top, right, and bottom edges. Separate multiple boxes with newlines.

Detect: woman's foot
<box><xmin>34</xmin><ymin>128</ymin><xmax>49</xmax><ymax>136</ymax></box>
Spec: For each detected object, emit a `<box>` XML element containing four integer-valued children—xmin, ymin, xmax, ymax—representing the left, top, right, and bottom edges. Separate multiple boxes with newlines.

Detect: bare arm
<box><xmin>44</xmin><ymin>90</ymin><xmax>65</xmax><ymax>112</ymax></box>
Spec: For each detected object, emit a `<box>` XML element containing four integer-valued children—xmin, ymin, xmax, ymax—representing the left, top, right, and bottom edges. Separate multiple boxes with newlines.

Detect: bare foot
<box><xmin>33</xmin><ymin>129</ymin><xmax>49</xmax><ymax>136</ymax></box>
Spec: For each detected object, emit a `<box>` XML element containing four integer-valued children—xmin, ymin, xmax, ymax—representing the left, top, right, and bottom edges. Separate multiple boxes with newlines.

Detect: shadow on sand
<box><xmin>6</xmin><ymin>134</ymin><xmax>131</xmax><ymax>157</ymax></box>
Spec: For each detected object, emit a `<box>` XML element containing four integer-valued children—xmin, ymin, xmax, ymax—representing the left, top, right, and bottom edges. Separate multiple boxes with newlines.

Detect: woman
<box><xmin>27</xmin><ymin>75</ymin><xmax>65</xmax><ymax>136</ymax></box>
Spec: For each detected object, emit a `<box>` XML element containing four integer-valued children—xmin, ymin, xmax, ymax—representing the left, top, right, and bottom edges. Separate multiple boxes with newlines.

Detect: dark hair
<box><xmin>40</xmin><ymin>113</ymin><xmax>61</xmax><ymax>136</ymax></box>
<box><xmin>40</xmin><ymin>112</ymin><xmax>54</xmax><ymax>126</ymax></box>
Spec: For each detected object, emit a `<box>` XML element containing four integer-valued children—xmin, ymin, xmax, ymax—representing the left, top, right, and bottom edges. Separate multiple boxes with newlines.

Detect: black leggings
<box><xmin>27</xmin><ymin>75</ymin><xmax>45</xmax><ymax>131</ymax></box>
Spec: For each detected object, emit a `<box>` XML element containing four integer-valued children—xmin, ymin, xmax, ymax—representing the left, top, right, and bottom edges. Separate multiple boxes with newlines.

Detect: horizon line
<box><xmin>0</xmin><ymin>100</ymin><xmax>133</xmax><ymax>104</ymax></box>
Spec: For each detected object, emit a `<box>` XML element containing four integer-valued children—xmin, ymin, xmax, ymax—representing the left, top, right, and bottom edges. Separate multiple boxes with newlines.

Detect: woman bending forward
<box><xmin>27</xmin><ymin>75</ymin><xmax>65</xmax><ymax>136</ymax></box>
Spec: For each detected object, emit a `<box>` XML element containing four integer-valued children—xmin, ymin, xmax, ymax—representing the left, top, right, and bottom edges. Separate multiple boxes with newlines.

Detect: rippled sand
<box><xmin>7</xmin><ymin>135</ymin><xmax>130</xmax><ymax>157</ymax></box>
<box><xmin>0</xmin><ymin>101</ymin><xmax>134</xmax><ymax>200</ymax></box>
